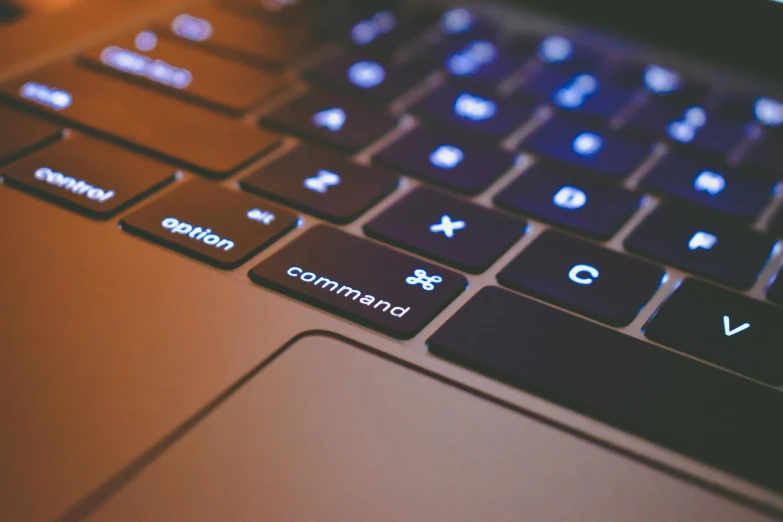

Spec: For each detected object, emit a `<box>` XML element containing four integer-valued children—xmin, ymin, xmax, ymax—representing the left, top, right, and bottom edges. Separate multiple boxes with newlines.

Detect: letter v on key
<box><xmin>723</xmin><ymin>315</ymin><xmax>750</xmax><ymax>337</ymax></box>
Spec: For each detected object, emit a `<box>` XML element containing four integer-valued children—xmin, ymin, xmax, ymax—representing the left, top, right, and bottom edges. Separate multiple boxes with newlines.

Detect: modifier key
<box><xmin>429</xmin><ymin>287</ymin><xmax>783</xmax><ymax>493</ymax></box>
<box><xmin>250</xmin><ymin>226</ymin><xmax>467</xmax><ymax>339</ymax></box>
<box><xmin>2</xmin><ymin>62</ymin><xmax>280</xmax><ymax>177</ymax></box>
<box><xmin>0</xmin><ymin>105</ymin><xmax>61</xmax><ymax>166</ymax></box>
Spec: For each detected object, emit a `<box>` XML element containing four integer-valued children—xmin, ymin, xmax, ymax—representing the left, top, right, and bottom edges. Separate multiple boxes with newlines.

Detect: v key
<box><xmin>723</xmin><ymin>315</ymin><xmax>750</xmax><ymax>337</ymax></box>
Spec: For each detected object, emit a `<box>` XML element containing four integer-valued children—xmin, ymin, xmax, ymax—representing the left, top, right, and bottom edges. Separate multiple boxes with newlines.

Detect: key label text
<box><xmin>429</xmin><ymin>145</ymin><xmax>464</xmax><ymax>169</ymax></box>
<box><xmin>430</xmin><ymin>215</ymin><xmax>466</xmax><ymax>238</ymax></box>
<box><xmin>34</xmin><ymin>167</ymin><xmax>115</xmax><ymax>203</ymax></box>
<box><xmin>454</xmin><ymin>93</ymin><xmax>497</xmax><ymax>121</ymax></box>
<box><xmin>572</xmin><ymin>132</ymin><xmax>603</xmax><ymax>156</ymax></box>
<box><xmin>160</xmin><ymin>217</ymin><xmax>235</xmax><ymax>251</ymax></box>
<box><xmin>723</xmin><ymin>315</ymin><xmax>751</xmax><ymax>337</ymax></box>
<box><xmin>693</xmin><ymin>170</ymin><xmax>726</xmax><ymax>196</ymax></box>
<box><xmin>286</xmin><ymin>266</ymin><xmax>410</xmax><ymax>317</ymax></box>
<box><xmin>688</xmin><ymin>231</ymin><xmax>718</xmax><ymax>251</ymax></box>
<box><xmin>348</xmin><ymin>61</ymin><xmax>386</xmax><ymax>89</ymax></box>
<box><xmin>568</xmin><ymin>264</ymin><xmax>600</xmax><ymax>286</ymax></box>
<box><xmin>20</xmin><ymin>82</ymin><xmax>72</xmax><ymax>111</ymax></box>
<box><xmin>406</xmin><ymin>269</ymin><xmax>443</xmax><ymax>291</ymax></box>
<box><xmin>304</xmin><ymin>170</ymin><xmax>341</xmax><ymax>193</ymax></box>
<box><xmin>313</xmin><ymin>108</ymin><xmax>347</xmax><ymax>132</ymax></box>
<box><xmin>553</xmin><ymin>186</ymin><xmax>587</xmax><ymax>210</ymax></box>
<box><xmin>246</xmin><ymin>208</ymin><xmax>276</xmax><ymax>225</ymax></box>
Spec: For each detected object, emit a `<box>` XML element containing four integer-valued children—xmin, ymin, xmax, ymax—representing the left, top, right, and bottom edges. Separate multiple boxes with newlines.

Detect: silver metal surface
<box><xmin>1</xmin><ymin>0</ymin><xmax>783</xmax><ymax>520</ymax></box>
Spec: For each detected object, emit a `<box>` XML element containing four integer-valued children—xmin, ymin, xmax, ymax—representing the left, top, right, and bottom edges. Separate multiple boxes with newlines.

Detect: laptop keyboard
<box><xmin>2</xmin><ymin>0</ymin><xmax>783</xmax><ymax>492</ymax></box>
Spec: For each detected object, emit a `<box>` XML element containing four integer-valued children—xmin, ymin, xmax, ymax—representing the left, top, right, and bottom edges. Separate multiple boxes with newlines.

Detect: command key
<box><xmin>249</xmin><ymin>226</ymin><xmax>467</xmax><ymax>339</ymax></box>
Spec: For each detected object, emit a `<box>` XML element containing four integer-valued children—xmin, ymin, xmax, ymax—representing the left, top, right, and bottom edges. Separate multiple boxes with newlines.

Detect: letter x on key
<box><xmin>430</xmin><ymin>215</ymin><xmax>466</xmax><ymax>238</ymax></box>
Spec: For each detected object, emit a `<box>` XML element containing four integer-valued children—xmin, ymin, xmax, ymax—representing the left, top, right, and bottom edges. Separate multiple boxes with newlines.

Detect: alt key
<box><xmin>121</xmin><ymin>179</ymin><xmax>299</xmax><ymax>269</ymax></box>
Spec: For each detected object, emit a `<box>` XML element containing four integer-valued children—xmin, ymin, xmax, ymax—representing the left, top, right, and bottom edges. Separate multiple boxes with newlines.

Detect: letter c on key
<box><xmin>287</xmin><ymin>266</ymin><xmax>303</xmax><ymax>277</ymax></box>
<box><xmin>568</xmin><ymin>264</ymin><xmax>599</xmax><ymax>285</ymax></box>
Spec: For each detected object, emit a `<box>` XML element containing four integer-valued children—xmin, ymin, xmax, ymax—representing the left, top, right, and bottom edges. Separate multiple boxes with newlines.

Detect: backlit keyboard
<box><xmin>2</xmin><ymin>0</ymin><xmax>783</xmax><ymax>493</ymax></box>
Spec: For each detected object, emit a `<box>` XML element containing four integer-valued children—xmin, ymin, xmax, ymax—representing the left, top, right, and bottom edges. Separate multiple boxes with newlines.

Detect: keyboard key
<box><xmin>613</xmin><ymin>63</ymin><xmax>708</xmax><ymax>107</ymax></box>
<box><xmin>441</xmin><ymin>39</ymin><xmax>522</xmax><ymax>86</ymax></box>
<box><xmin>262</xmin><ymin>90</ymin><xmax>398</xmax><ymax>152</ymax></box>
<box><xmin>428</xmin><ymin>286</ymin><xmax>783</xmax><ymax>493</ymax></box>
<box><xmin>533</xmin><ymin>35</ymin><xmax>602</xmax><ymax>72</ymax></box>
<box><xmin>1</xmin><ymin>134</ymin><xmax>175</xmax><ymax>219</ymax></box>
<box><xmin>122</xmin><ymin>179</ymin><xmax>298</xmax><ymax>268</ymax></box>
<box><xmin>519</xmin><ymin>69</ymin><xmax>633</xmax><ymax>120</ymax></box>
<box><xmin>81</xmin><ymin>29</ymin><xmax>285</xmax><ymax>114</ymax></box>
<box><xmin>306</xmin><ymin>52</ymin><xmax>429</xmax><ymax>102</ymax></box>
<box><xmin>626</xmin><ymin>102</ymin><xmax>748</xmax><ymax>155</ymax></box>
<box><xmin>645</xmin><ymin>279</ymin><xmax>783</xmax><ymax>385</ymax></box>
<box><xmin>0</xmin><ymin>105</ymin><xmax>61</xmax><ymax>166</ymax></box>
<box><xmin>159</xmin><ymin>4</ymin><xmax>313</xmax><ymax>67</ymax></box>
<box><xmin>624</xmin><ymin>204</ymin><xmax>776</xmax><ymax>289</ymax></box>
<box><xmin>641</xmin><ymin>153</ymin><xmax>775</xmax><ymax>220</ymax></box>
<box><xmin>498</xmin><ymin>231</ymin><xmax>664</xmax><ymax>325</ymax></box>
<box><xmin>249</xmin><ymin>225</ymin><xmax>467</xmax><ymax>339</ymax></box>
<box><xmin>241</xmin><ymin>145</ymin><xmax>398</xmax><ymax>223</ymax></box>
<box><xmin>494</xmin><ymin>162</ymin><xmax>641</xmax><ymax>239</ymax></box>
<box><xmin>374</xmin><ymin>126</ymin><xmax>516</xmax><ymax>194</ymax></box>
<box><xmin>767</xmin><ymin>269</ymin><xmax>783</xmax><ymax>305</ymax></box>
<box><xmin>412</xmin><ymin>85</ymin><xmax>536</xmax><ymax>140</ymax></box>
<box><xmin>2</xmin><ymin>62</ymin><xmax>280</xmax><ymax>178</ymax></box>
<box><xmin>522</xmin><ymin>117</ymin><xmax>653</xmax><ymax>179</ymax></box>
<box><xmin>364</xmin><ymin>187</ymin><xmax>525</xmax><ymax>273</ymax></box>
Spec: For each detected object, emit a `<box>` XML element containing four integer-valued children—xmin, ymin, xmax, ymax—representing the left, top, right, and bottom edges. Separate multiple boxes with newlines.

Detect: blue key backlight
<box><xmin>347</xmin><ymin>61</ymin><xmax>386</xmax><ymax>89</ymax></box>
<box><xmin>440</xmin><ymin>8</ymin><xmax>474</xmax><ymax>34</ymax></box>
<box><xmin>171</xmin><ymin>14</ymin><xmax>213</xmax><ymax>42</ymax></box>
<box><xmin>571</xmin><ymin>132</ymin><xmax>603</xmax><ymax>156</ymax></box>
<box><xmin>351</xmin><ymin>11</ymin><xmax>396</xmax><ymax>46</ymax></box>
<box><xmin>538</xmin><ymin>36</ymin><xmax>573</xmax><ymax>64</ymax></box>
<box><xmin>20</xmin><ymin>82</ymin><xmax>72</xmax><ymax>111</ymax></box>
<box><xmin>100</xmin><ymin>46</ymin><xmax>192</xmax><ymax>89</ymax></box>
<box><xmin>446</xmin><ymin>41</ymin><xmax>498</xmax><ymax>76</ymax></box>
<box><xmin>754</xmin><ymin>97</ymin><xmax>783</xmax><ymax>127</ymax></box>
<box><xmin>453</xmin><ymin>93</ymin><xmax>497</xmax><ymax>121</ymax></box>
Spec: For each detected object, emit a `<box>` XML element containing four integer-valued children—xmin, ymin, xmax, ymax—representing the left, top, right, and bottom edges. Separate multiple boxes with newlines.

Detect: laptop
<box><xmin>2</xmin><ymin>0</ymin><xmax>782</xmax><ymax>520</ymax></box>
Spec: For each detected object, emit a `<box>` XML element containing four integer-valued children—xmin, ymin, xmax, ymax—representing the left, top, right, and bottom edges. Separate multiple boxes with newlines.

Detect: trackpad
<box><xmin>86</xmin><ymin>334</ymin><xmax>768</xmax><ymax>522</ymax></box>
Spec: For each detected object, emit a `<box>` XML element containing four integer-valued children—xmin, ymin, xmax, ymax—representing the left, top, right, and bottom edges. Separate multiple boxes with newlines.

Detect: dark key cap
<box><xmin>428</xmin><ymin>286</ymin><xmax>783</xmax><ymax>493</ymax></box>
<box><xmin>744</xmin><ymin>134</ymin><xmax>783</xmax><ymax>178</ymax></box>
<box><xmin>412</xmin><ymin>84</ymin><xmax>536</xmax><ymax>140</ymax></box>
<box><xmin>519</xmin><ymin>69</ymin><xmax>633</xmax><ymax>120</ymax></box>
<box><xmin>241</xmin><ymin>145</ymin><xmax>398</xmax><ymax>223</ymax></box>
<box><xmin>81</xmin><ymin>29</ymin><xmax>285</xmax><ymax>115</ymax></box>
<box><xmin>1</xmin><ymin>134</ymin><xmax>174</xmax><ymax>219</ymax></box>
<box><xmin>716</xmin><ymin>93</ymin><xmax>783</xmax><ymax>129</ymax></box>
<box><xmin>522</xmin><ymin>117</ymin><xmax>653</xmax><ymax>179</ymax></box>
<box><xmin>767</xmin><ymin>269</ymin><xmax>783</xmax><ymax>305</ymax></box>
<box><xmin>442</xmin><ymin>39</ymin><xmax>522</xmax><ymax>86</ymax></box>
<box><xmin>641</xmin><ymin>153</ymin><xmax>775</xmax><ymax>220</ymax></box>
<box><xmin>624</xmin><ymin>204</ymin><xmax>776</xmax><ymax>289</ymax></box>
<box><xmin>646</xmin><ymin>279</ymin><xmax>783</xmax><ymax>385</ymax></box>
<box><xmin>2</xmin><ymin>62</ymin><xmax>280</xmax><ymax>178</ymax></box>
<box><xmin>122</xmin><ymin>179</ymin><xmax>298</xmax><ymax>268</ymax></box>
<box><xmin>494</xmin><ymin>162</ymin><xmax>641</xmax><ymax>239</ymax></box>
<box><xmin>159</xmin><ymin>4</ymin><xmax>313</xmax><ymax>67</ymax></box>
<box><xmin>306</xmin><ymin>52</ymin><xmax>429</xmax><ymax>103</ymax></box>
<box><xmin>374</xmin><ymin>126</ymin><xmax>516</xmax><ymax>194</ymax></box>
<box><xmin>498</xmin><ymin>231</ymin><xmax>664</xmax><ymax>325</ymax></box>
<box><xmin>613</xmin><ymin>63</ymin><xmax>708</xmax><ymax>107</ymax></box>
<box><xmin>0</xmin><ymin>105</ymin><xmax>61</xmax><ymax>165</ymax></box>
<box><xmin>261</xmin><ymin>90</ymin><xmax>398</xmax><ymax>152</ymax></box>
<box><xmin>626</xmin><ymin>102</ymin><xmax>748</xmax><ymax>155</ymax></box>
<box><xmin>534</xmin><ymin>35</ymin><xmax>602</xmax><ymax>72</ymax></box>
<box><xmin>364</xmin><ymin>187</ymin><xmax>525</xmax><ymax>273</ymax></box>
<box><xmin>249</xmin><ymin>225</ymin><xmax>467</xmax><ymax>339</ymax></box>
